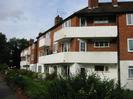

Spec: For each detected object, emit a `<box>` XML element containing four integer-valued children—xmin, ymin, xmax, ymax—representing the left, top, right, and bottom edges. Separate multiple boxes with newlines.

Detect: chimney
<box><xmin>112</xmin><ymin>0</ymin><xmax>118</xmax><ymax>7</ymax></box>
<box><xmin>55</xmin><ymin>15</ymin><xmax>63</xmax><ymax>25</ymax></box>
<box><xmin>88</xmin><ymin>0</ymin><xmax>98</xmax><ymax>9</ymax></box>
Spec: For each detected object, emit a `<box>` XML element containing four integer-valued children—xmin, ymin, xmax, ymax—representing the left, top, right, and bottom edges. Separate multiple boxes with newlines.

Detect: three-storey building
<box><xmin>20</xmin><ymin>0</ymin><xmax>133</xmax><ymax>90</ymax></box>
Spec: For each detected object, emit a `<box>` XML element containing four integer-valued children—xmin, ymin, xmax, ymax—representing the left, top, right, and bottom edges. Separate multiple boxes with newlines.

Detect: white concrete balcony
<box><xmin>38</xmin><ymin>52</ymin><xmax>118</xmax><ymax>64</ymax></box>
<box><xmin>39</xmin><ymin>38</ymin><xmax>51</xmax><ymax>47</ymax></box>
<box><xmin>20</xmin><ymin>61</ymin><xmax>30</xmax><ymax>66</ymax></box>
<box><xmin>54</xmin><ymin>26</ymin><xmax>118</xmax><ymax>41</ymax></box>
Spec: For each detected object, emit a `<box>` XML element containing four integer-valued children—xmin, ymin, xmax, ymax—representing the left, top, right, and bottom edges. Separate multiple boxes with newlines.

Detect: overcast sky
<box><xmin>0</xmin><ymin>0</ymin><xmax>132</xmax><ymax>40</ymax></box>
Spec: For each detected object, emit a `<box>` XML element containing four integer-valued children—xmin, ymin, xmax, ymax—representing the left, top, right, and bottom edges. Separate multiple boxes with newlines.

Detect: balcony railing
<box><xmin>54</xmin><ymin>26</ymin><xmax>118</xmax><ymax>42</ymax></box>
<box><xmin>38</xmin><ymin>52</ymin><xmax>118</xmax><ymax>64</ymax></box>
<box><xmin>39</xmin><ymin>38</ymin><xmax>51</xmax><ymax>47</ymax></box>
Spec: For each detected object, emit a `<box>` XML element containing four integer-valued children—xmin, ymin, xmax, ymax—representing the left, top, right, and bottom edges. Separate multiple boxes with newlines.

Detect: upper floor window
<box><xmin>62</xmin><ymin>20</ymin><xmax>71</xmax><ymax>27</ymax></box>
<box><xmin>61</xmin><ymin>42</ymin><xmax>70</xmax><ymax>52</ymax></box>
<box><xmin>80</xmin><ymin>18</ymin><xmax>87</xmax><ymax>27</ymax></box>
<box><xmin>94</xmin><ymin>17</ymin><xmax>109</xmax><ymax>24</ymax></box>
<box><xmin>128</xmin><ymin>39</ymin><xmax>133</xmax><ymax>52</ymax></box>
<box><xmin>53</xmin><ymin>42</ymin><xmax>58</xmax><ymax>53</ymax></box>
<box><xmin>79</xmin><ymin>40</ymin><xmax>87</xmax><ymax>52</ymax></box>
<box><xmin>94</xmin><ymin>41</ymin><xmax>110</xmax><ymax>48</ymax></box>
<box><xmin>128</xmin><ymin>66</ymin><xmax>133</xmax><ymax>78</ymax></box>
<box><xmin>127</xmin><ymin>14</ymin><xmax>133</xmax><ymax>25</ymax></box>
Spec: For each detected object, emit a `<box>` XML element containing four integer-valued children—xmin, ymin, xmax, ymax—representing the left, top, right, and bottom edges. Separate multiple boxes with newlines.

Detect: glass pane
<box><xmin>128</xmin><ymin>14</ymin><xmax>132</xmax><ymax>24</ymax></box>
<box><xmin>80</xmin><ymin>41</ymin><xmax>86</xmax><ymax>51</ymax></box>
<box><xmin>129</xmin><ymin>69</ymin><xmax>133</xmax><ymax>78</ymax></box>
<box><xmin>95</xmin><ymin>66</ymin><xmax>104</xmax><ymax>71</ymax></box>
<box><xmin>129</xmin><ymin>40</ymin><xmax>133</xmax><ymax>51</ymax></box>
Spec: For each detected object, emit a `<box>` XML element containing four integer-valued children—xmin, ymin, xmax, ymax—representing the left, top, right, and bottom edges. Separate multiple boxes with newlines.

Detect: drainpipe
<box><xmin>117</xmin><ymin>14</ymin><xmax>121</xmax><ymax>87</ymax></box>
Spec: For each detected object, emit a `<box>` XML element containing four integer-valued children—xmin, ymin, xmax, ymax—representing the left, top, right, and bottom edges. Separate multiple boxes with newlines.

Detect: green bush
<box><xmin>0</xmin><ymin>64</ymin><xmax>8</xmax><ymax>73</ymax></box>
<box><xmin>5</xmin><ymin>69</ymin><xmax>133</xmax><ymax>99</ymax></box>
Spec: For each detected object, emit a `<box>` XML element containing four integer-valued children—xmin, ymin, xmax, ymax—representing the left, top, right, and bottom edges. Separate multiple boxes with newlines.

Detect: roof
<box><xmin>37</xmin><ymin>1</ymin><xmax>133</xmax><ymax>39</ymax></box>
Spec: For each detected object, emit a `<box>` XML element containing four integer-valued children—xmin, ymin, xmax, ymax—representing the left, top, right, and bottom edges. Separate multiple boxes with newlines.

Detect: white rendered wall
<box><xmin>120</xmin><ymin>61</ymin><xmax>133</xmax><ymax>90</ymax></box>
<box><xmin>69</xmin><ymin>63</ymin><xmax>118</xmax><ymax>81</ymax></box>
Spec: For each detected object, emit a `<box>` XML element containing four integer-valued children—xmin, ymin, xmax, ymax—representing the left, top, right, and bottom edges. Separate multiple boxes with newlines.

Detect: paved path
<box><xmin>0</xmin><ymin>75</ymin><xmax>17</xmax><ymax>99</ymax></box>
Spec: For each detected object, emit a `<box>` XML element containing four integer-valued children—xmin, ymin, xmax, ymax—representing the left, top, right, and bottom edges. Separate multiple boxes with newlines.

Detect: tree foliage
<box><xmin>8</xmin><ymin>38</ymin><xmax>29</xmax><ymax>68</ymax></box>
<box><xmin>0</xmin><ymin>33</ymin><xmax>9</xmax><ymax>64</ymax></box>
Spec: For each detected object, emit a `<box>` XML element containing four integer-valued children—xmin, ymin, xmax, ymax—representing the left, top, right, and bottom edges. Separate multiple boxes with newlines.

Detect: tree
<box><xmin>0</xmin><ymin>33</ymin><xmax>9</xmax><ymax>64</ymax></box>
<box><xmin>8</xmin><ymin>38</ymin><xmax>29</xmax><ymax>69</ymax></box>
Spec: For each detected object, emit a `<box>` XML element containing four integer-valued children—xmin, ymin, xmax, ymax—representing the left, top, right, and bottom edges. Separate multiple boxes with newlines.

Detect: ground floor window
<box><xmin>80</xmin><ymin>68</ymin><xmax>86</xmax><ymax>75</ymax></box>
<box><xmin>128</xmin><ymin>66</ymin><xmax>133</xmax><ymax>78</ymax></box>
<box><xmin>38</xmin><ymin>66</ymin><xmax>42</xmax><ymax>73</ymax></box>
<box><xmin>61</xmin><ymin>66</ymin><xmax>70</xmax><ymax>77</ymax></box>
<box><xmin>54</xmin><ymin>66</ymin><xmax>57</xmax><ymax>74</ymax></box>
<box><xmin>44</xmin><ymin>66</ymin><xmax>49</xmax><ymax>74</ymax></box>
<box><xmin>95</xmin><ymin>65</ymin><xmax>109</xmax><ymax>72</ymax></box>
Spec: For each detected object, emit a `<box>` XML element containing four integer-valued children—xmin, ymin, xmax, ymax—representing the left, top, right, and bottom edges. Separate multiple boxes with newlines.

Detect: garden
<box><xmin>0</xmin><ymin>64</ymin><xmax>133</xmax><ymax>99</ymax></box>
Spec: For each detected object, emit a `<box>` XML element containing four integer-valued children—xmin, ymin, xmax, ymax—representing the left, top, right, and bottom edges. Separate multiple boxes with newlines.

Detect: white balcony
<box><xmin>38</xmin><ymin>52</ymin><xmax>118</xmax><ymax>64</ymax></box>
<box><xmin>20</xmin><ymin>61</ymin><xmax>30</xmax><ymax>66</ymax></box>
<box><xmin>54</xmin><ymin>26</ymin><xmax>118</xmax><ymax>41</ymax></box>
<box><xmin>39</xmin><ymin>38</ymin><xmax>51</xmax><ymax>47</ymax></box>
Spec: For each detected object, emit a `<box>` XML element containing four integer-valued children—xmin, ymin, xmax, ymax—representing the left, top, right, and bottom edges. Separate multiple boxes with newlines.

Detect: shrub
<box><xmin>0</xmin><ymin>64</ymin><xmax>8</xmax><ymax>73</ymax></box>
<box><xmin>5</xmin><ymin>69</ymin><xmax>133</xmax><ymax>99</ymax></box>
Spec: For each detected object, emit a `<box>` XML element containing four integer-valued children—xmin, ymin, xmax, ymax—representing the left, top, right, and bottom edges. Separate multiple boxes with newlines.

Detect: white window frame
<box><xmin>38</xmin><ymin>66</ymin><xmax>42</xmax><ymax>73</ymax></box>
<box><xmin>79</xmin><ymin>40</ymin><xmax>87</xmax><ymax>52</ymax></box>
<box><xmin>126</xmin><ymin>14</ymin><xmax>133</xmax><ymax>25</ymax></box>
<box><xmin>94</xmin><ymin>17</ymin><xmax>109</xmax><ymax>24</ymax></box>
<box><xmin>128</xmin><ymin>66</ymin><xmax>133</xmax><ymax>78</ymax></box>
<box><xmin>94</xmin><ymin>41</ymin><xmax>110</xmax><ymax>48</ymax></box>
<box><xmin>95</xmin><ymin>65</ymin><xmax>109</xmax><ymax>72</ymax></box>
<box><xmin>62</xmin><ymin>19</ymin><xmax>71</xmax><ymax>27</ymax></box>
<box><xmin>80</xmin><ymin>18</ymin><xmax>87</xmax><ymax>27</ymax></box>
<box><xmin>127</xmin><ymin>38</ymin><xmax>133</xmax><ymax>52</ymax></box>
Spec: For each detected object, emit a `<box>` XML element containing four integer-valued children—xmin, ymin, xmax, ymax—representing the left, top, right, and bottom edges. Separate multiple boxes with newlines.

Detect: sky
<box><xmin>0</xmin><ymin>0</ymin><xmax>132</xmax><ymax>40</ymax></box>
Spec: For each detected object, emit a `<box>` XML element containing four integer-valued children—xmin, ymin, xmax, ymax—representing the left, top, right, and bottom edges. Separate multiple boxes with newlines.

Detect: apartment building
<box><xmin>20</xmin><ymin>0</ymin><xmax>133</xmax><ymax>90</ymax></box>
<box><xmin>20</xmin><ymin>39</ymin><xmax>38</xmax><ymax>72</ymax></box>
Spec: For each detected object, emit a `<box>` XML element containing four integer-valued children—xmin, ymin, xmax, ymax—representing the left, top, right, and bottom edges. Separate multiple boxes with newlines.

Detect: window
<box><xmin>38</xmin><ymin>66</ymin><xmax>42</xmax><ymax>73</ymax></box>
<box><xmin>128</xmin><ymin>66</ymin><xmax>133</xmax><ymax>78</ymax></box>
<box><xmin>62</xmin><ymin>20</ymin><xmax>71</xmax><ymax>27</ymax></box>
<box><xmin>95</xmin><ymin>66</ymin><xmax>104</xmax><ymax>71</ymax></box>
<box><xmin>54</xmin><ymin>66</ymin><xmax>57</xmax><ymax>74</ymax></box>
<box><xmin>94</xmin><ymin>41</ymin><xmax>110</xmax><ymax>48</ymax></box>
<box><xmin>127</xmin><ymin>14</ymin><xmax>133</xmax><ymax>25</ymax></box>
<box><xmin>80</xmin><ymin>18</ymin><xmax>87</xmax><ymax>26</ymax></box>
<box><xmin>79</xmin><ymin>40</ymin><xmax>87</xmax><ymax>52</ymax></box>
<box><xmin>80</xmin><ymin>68</ymin><xmax>86</xmax><ymax>75</ymax></box>
<box><xmin>44</xmin><ymin>66</ymin><xmax>49</xmax><ymax>74</ymax></box>
<box><xmin>53</xmin><ymin>42</ymin><xmax>58</xmax><ymax>53</ymax></box>
<box><xmin>61</xmin><ymin>66</ymin><xmax>70</xmax><ymax>77</ymax></box>
<box><xmin>128</xmin><ymin>39</ymin><xmax>133</xmax><ymax>52</ymax></box>
<box><xmin>61</xmin><ymin>42</ymin><xmax>70</xmax><ymax>52</ymax></box>
<box><xmin>94</xmin><ymin>17</ymin><xmax>109</xmax><ymax>24</ymax></box>
<box><xmin>95</xmin><ymin>66</ymin><xmax>109</xmax><ymax>72</ymax></box>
